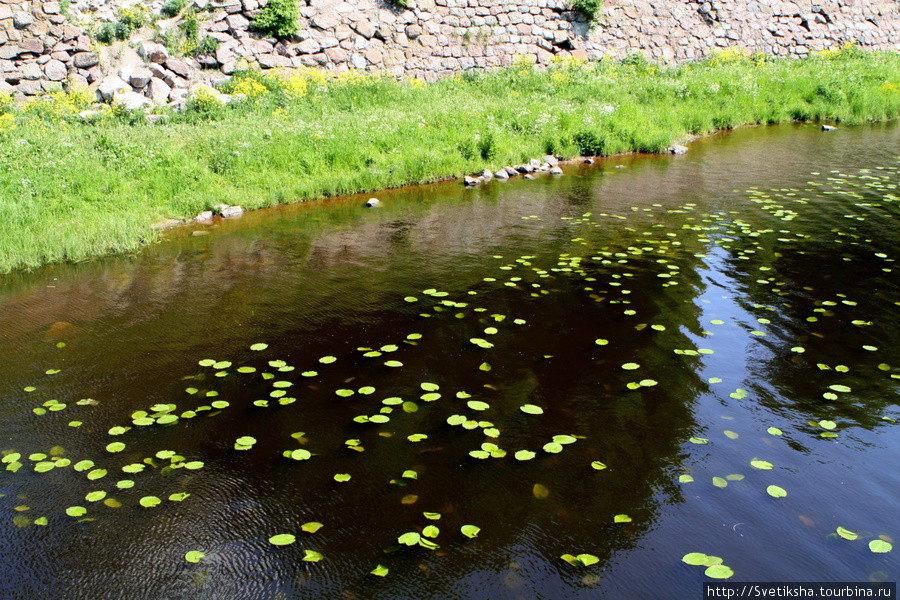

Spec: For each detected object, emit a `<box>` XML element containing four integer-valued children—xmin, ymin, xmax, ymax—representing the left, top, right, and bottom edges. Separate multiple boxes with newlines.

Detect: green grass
<box><xmin>2</xmin><ymin>46</ymin><xmax>900</xmax><ymax>273</ymax></box>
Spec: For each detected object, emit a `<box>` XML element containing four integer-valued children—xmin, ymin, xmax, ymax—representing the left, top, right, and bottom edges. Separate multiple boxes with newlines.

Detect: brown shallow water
<box><xmin>0</xmin><ymin>123</ymin><xmax>898</xmax><ymax>599</ymax></box>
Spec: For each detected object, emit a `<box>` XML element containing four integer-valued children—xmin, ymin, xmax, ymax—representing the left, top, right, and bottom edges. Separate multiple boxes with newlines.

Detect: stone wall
<box><xmin>2</xmin><ymin>0</ymin><xmax>900</xmax><ymax>100</ymax></box>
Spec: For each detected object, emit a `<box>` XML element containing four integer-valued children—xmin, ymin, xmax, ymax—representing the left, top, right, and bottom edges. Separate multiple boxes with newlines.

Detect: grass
<box><xmin>2</xmin><ymin>45</ymin><xmax>900</xmax><ymax>273</ymax></box>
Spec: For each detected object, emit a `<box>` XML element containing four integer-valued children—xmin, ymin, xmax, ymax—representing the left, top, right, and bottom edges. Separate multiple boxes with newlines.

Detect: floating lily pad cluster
<box><xmin>4</xmin><ymin>158</ymin><xmax>900</xmax><ymax>591</ymax></box>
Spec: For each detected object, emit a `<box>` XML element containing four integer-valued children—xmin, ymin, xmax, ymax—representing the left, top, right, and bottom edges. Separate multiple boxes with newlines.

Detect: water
<box><xmin>0</xmin><ymin>123</ymin><xmax>898</xmax><ymax>599</ymax></box>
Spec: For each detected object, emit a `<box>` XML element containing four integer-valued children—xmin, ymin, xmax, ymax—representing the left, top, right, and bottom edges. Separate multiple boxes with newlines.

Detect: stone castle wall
<box><xmin>2</xmin><ymin>0</ymin><xmax>899</xmax><ymax>100</ymax></box>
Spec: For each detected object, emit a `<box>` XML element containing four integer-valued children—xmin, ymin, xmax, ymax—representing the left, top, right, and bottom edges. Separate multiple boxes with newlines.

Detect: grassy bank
<box><xmin>2</xmin><ymin>45</ymin><xmax>900</xmax><ymax>273</ymax></box>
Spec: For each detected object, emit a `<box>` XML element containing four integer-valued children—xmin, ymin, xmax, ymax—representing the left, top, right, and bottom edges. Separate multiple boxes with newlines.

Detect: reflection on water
<box><xmin>0</xmin><ymin>123</ymin><xmax>898</xmax><ymax>599</ymax></box>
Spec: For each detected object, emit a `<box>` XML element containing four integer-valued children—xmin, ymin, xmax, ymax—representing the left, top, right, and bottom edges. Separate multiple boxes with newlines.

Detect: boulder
<box><xmin>503</xmin><ymin>166</ymin><xmax>519</xmax><ymax>177</ymax></box>
<box><xmin>494</xmin><ymin>169</ymin><xmax>509</xmax><ymax>180</ymax></box>
<box><xmin>312</xmin><ymin>10</ymin><xmax>341</xmax><ymax>30</ymax></box>
<box><xmin>481</xmin><ymin>168</ymin><xmax>493</xmax><ymax>180</ymax></box>
<box><xmin>542</xmin><ymin>154</ymin><xmax>559</xmax><ymax>166</ymax></box>
<box><xmin>584</xmin><ymin>158</ymin><xmax>595</xmax><ymax>164</ymax></box>
<box><xmin>464</xmin><ymin>175</ymin><xmax>481</xmax><ymax>186</ymax></box>
<box><xmin>100</xmin><ymin>76</ymin><xmax>132</xmax><ymax>102</ymax></box>
<box><xmin>129</xmin><ymin>66</ymin><xmax>153</xmax><ymax>89</ymax></box>
<box><xmin>193</xmin><ymin>210</ymin><xmax>214</xmax><ymax>221</ymax></box>
<box><xmin>20</xmin><ymin>40</ymin><xmax>45</xmax><ymax>55</ymax></box>
<box><xmin>147</xmin><ymin>77</ymin><xmax>172</xmax><ymax>103</ymax></box>
<box><xmin>352</xmin><ymin>21</ymin><xmax>376</xmax><ymax>39</ymax></box>
<box><xmin>72</xmin><ymin>52</ymin><xmax>99</xmax><ymax>69</ymax></box>
<box><xmin>44</xmin><ymin>59</ymin><xmax>67</xmax><ymax>81</ymax></box>
<box><xmin>21</xmin><ymin>63</ymin><xmax>43</xmax><ymax>80</ymax></box>
<box><xmin>515</xmin><ymin>164</ymin><xmax>535</xmax><ymax>173</ymax></box>
<box><xmin>365</xmin><ymin>198</ymin><xmax>380</xmax><ymax>207</ymax></box>
<box><xmin>528</xmin><ymin>158</ymin><xmax>541</xmax><ymax>169</ymax></box>
<box><xmin>138</xmin><ymin>41</ymin><xmax>169</xmax><ymax>64</ymax></box>
<box><xmin>549</xmin><ymin>166</ymin><xmax>563</xmax><ymax>175</ymax></box>
<box><xmin>113</xmin><ymin>91</ymin><xmax>153</xmax><ymax>110</ymax></box>
<box><xmin>667</xmin><ymin>144</ymin><xmax>689</xmax><ymax>154</ymax></box>
<box><xmin>164</xmin><ymin>58</ymin><xmax>191</xmax><ymax>79</ymax></box>
<box><xmin>220</xmin><ymin>205</ymin><xmax>244</xmax><ymax>218</ymax></box>
<box><xmin>821</xmin><ymin>124</ymin><xmax>837</xmax><ymax>131</ymax></box>
<box><xmin>13</xmin><ymin>11</ymin><xmax>35</xmax><ymax>30</ymax></box>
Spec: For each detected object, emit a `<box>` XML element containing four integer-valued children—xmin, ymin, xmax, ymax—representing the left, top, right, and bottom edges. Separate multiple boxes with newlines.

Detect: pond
<box><xmin>0</xmin><ymin>123</ymin><xmax>897</xmax><ymax>599</ymax></box>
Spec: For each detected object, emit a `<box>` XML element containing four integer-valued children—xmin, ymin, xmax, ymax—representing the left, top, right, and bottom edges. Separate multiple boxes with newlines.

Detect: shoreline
<box><xmin>1</xmin><ymin>49</ymin><xmax>899</xmax><ymax>274</ymax></box>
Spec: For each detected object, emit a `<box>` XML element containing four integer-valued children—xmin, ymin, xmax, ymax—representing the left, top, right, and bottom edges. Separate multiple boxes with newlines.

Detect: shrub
<box><xmin>194</xmin><ymin>36</ymin><xmax>220</xmax><ymax>56</ymax></box>
<box><xmin>252</xmin><ymin>0</ymin><xmax>299</xmax><ymax>38</ymax></box>
<box><xmin>94</xmin><ymin>22</ymin><xmax>117</xmax><ymax>44</ymax></box>
<box><xmin>573</xmin><ymin>130</ymin><xmax>605</xmax><ymax>155</ymax></box>
<box><xmin>185</xmin><ymin>86</ymin><xmax>226</xmax><ymax>120</ymax></box>
<box><xmin>571</xmin><ymin>0</ymin><xmax>603</xmax><ymax>22</ymax></box>
<box><xmin>161</xmin><ymin>0</ymin><xmax>188</xmax><ymax>17</ymax></box>
<box><xmin>477</xmin><ymin>131</ymin><xmax>496</xmax><ymax>160</ymax></box>
<box><xmin>118</xmin><ymin>5</ymin><xmax>149</xmax><ymax>31</ymax></box>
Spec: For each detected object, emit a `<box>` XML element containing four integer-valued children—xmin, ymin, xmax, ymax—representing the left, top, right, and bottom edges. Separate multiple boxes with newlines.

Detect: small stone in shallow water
<box><xmin>550</xmin><ymin>166</ymin><xmax>563</xmax><ymax>175</ymax></box>
<box><xmin>822</xmin><ymin>125</ymin><xmax>837</xmax><ymax>131</ymax></box>
<box><xmin>366</xmin><ymin>198</ymin><xmax>381</xmax><ymax>207</ymax></box>
<box><xmin>584</xmin><ymin>158</ymin><xmax>594</xmax><ymax>164</ymax></box>
<box><xmin>668</xmin><ymin>144</ymin><xmax>689</xmax><ymax>155</ymax></box>
<box><xmin>220</xmin><ymin>205</ymin><xmax>243</xmax><ymax>218</ymax></box>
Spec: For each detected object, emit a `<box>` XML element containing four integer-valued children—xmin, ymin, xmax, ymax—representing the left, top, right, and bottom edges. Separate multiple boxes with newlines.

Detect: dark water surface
<box><xmin>0</xmin><ymin>123</ymin><xmax>898</xmax><ymax>600</ymax></box>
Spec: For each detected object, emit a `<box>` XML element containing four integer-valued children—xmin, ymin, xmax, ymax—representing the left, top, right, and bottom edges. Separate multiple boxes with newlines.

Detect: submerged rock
<box><xmin>668</xmin><ymin>144</ymin><xmax>689</xmax><ymax>155</ymax></box>
<box><xmin>822</xmin><ymin>125</ymin><xmax>837</xmax><ymax>131</ymax></box>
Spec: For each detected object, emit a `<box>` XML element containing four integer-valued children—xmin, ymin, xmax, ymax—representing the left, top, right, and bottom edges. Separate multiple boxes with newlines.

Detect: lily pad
<box><xmin>460</xmin><ymin>525</ymin><xmax>480</xmax><ymax>538</ymax></box>
<box><xmin>371</xmin><ymin>564</ymin><xmax>389</xmax><ymax>577</ymax></box>
<box><xmin>250</xmin><ymin>343</ymin><xmax>268</xmax><ymax>351</ymax></box>
<box><xmin>869</xmin><ymin>539</ymin><xmax>892</xmax><ymax>553</ymax></box>
<box><xmin>520</xmin><ymin>404</ymin><xmax>543</xmax><ymax>415</ymax></box>
<box><xmin>185</xmin><ymin>550</ymin><xmax>206</xmax><ymax>563</ymax></box>
<box><xmin>301</xmin><ymin>522</ymin><xmax>323</xmax><ymax>533</ymax></box>
<box><xmin>705</xmin><ymin>565</ymin><xmax>734</xmax><ymax>579</ymax></box>
<box><xmin>766</xmin><ymin>485</ymin><xmax>787</xmax><ymax>498</ymax></box>
<box><xmin>269</xmin><ymin>533</ymin><xmax>296</xmax><ymax>546</ymax></box>
<box><xmin>140</xmin><ymin>496</ymin><xmax>161</xmax><ymax>508</ymax></box>
<box><xmin>836</xmin><ymin>526</ymin><xmax>859</xmax><ymax>541</ymax></box>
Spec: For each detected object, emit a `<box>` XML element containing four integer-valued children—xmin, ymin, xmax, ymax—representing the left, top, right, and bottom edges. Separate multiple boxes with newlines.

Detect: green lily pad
<box><xmin>370</xmin><ymin>564</ymin><xmax>389</xmax><ymax>577</ymax></box>
<box><xmin>460</xmin><ymin>525</ymin><xmax>480</xmax><ymax>538</ymax></box>
<box><xmin>66</xmin><ymin>506</ymin><xmax>86</xmax><ymax>517</ymax></box>
<box><xmin>520</xmin><ymin>404</ymin><xmax>543</xmax><ymax>415</ymax></box>
<box><xmin>301</xmin><ymin>522</ymin><xmax>323</xmax><ymax>533</ymax></box>
<box><xmin>766</xmin><ymin>485</ymin><xmax>787</xmax><ymax>498</ymax></box>
<box><xmin>591</xmin><ymin>461</ymin><xmax>607</xmax><ymax>471</ymax></box>
<box><xmin>185</xmin><ymin>550</ymin><xmax>205</xmax><ymax>563</ymax></box>
<box><xmin>705</xmin><ymin>565</ymin><xmax>734</xmax><ymax>579</ymax></box>
<box><xmin>250</xmin><ymin>343</ymin><xmax>268</xmax><ymax>351</ymax></box>
<box><xmin>303</xmin><ymin>550</ymin><xmax>323</xmax><ymax>562</ymax></box>
<box><xmin>140</xmin><ymin>496</ymin><xmax>161</xmax><ymax>508</ymax></box>
<box><xmin>269</xmin><ymin>533</ymin><xmax>296</xmax><ymax>546</ymax></box>
<box><xmin>836</xmin><ymin>526</ymin><xmax>859</xmax><ymax>541</ymax></box>
<box><xmin>682</xmin><ymin>552</ymin><xmax>709</xmax><ymax>566</ymax></box>
<box><xmin>398</xmin><ymin>532</ymin><xmax>421</xmax><ymax>546</ymax></box>
<box><xmin>614</xmin><ymin>514</ymin><xmax>632</xmax><ymax>523</ymax></box>
<box><xmin>869</xmin><ymin>539</ymin><xmax>892</xmax><ymax>553</ymax></box>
